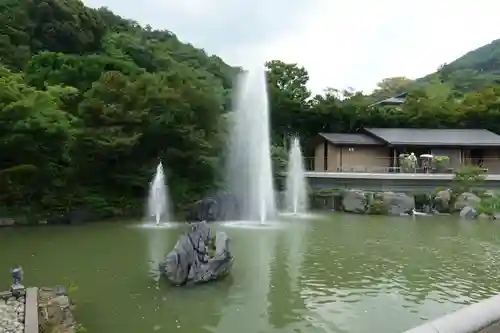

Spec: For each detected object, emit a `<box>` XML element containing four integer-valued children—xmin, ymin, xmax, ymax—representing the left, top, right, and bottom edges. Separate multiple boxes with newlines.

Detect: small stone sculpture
<box><xmin>10</xmin><ymin>266</ymin><xmax>25</xmax><ymax>295</ymax></box>
<box><xmin>159</xmin><ymin>221</ymin><xmax>234</xmax><ymax>285</ymax></box>
<box><xmin>10</xmin><ymin>267</ymin><xmax>23</xmax><ymax>285</ymax></box>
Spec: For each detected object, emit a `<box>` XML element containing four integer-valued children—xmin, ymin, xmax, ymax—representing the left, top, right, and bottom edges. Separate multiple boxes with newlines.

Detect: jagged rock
<box><xmin>454</xmin><ymin>192</ymin><xmax>481</xmax><ymax>211</ymax></box>
<box><xmin>159</xmin><ymin>221</ymin><xmax>234</xmax><ymax>286</ymax></box>
<box><xmin>460</xmin><ymin>206</ymin><xmax>477</xmax><ymax>219</ymax></box>
<box><xmin>341</xmin><ymin>190</ymin><xmax>368</xmax><ymax>213</ymax></box>
<box><xmin>186</xmin><ymin>191</ymin><xmax>239</xmax><ymax>222</ymax></box>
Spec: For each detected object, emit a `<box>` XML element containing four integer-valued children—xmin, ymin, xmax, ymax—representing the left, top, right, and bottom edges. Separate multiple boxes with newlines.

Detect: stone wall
<box><xmin>0</xmin><ymin>289</ymin><xmax>26</xmax><ymax>333</ymax></box>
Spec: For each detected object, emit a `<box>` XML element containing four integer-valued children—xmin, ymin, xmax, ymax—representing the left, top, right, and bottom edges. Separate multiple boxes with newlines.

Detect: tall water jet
<box><xmin>147</xmin><ymin>162</ymin><xmax>170</xmax><ymax>225</ymax></box>
<box><xmin>284</xmin><ymin>138</ymin><xmax>308</xmax><ymax>214</ymax></box>
<box><xmin>226</xmin><ymin>66</ymin><xmax>276</xmax><ymax>222</ymax></box>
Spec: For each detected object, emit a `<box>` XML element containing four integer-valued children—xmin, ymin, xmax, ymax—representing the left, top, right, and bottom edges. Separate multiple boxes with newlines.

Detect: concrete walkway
<box><xmin>25</xmin><ymin>287</ymin><xmax>38</xmax><ymax>333</ymax></box>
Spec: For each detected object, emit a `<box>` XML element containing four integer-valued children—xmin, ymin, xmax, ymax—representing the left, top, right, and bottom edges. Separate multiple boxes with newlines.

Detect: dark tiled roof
<box><xmin>364</xmin><ymin>128</ymin><xmax>500</xmax><ymax>146</ymax></box>
<box><xmin>319</xmin><ymin>133</ymin><xmax>383</xmax><ymax>145</ymax></box>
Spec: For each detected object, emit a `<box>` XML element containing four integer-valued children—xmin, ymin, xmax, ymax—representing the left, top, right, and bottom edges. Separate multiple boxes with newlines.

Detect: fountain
<box><xmin>284</xmin><ymin>137</ymin><xmax>308</xmax><ymax>215</ymax></box>
<box><xmin>144</xmin><ymin>162</ymin><xmax>172</xmax><ymax>228</ymax></box>
<box><xmin>226</xmin><ymin>65</ymin><xmax>276</xmax><ymax>224</ymax></box>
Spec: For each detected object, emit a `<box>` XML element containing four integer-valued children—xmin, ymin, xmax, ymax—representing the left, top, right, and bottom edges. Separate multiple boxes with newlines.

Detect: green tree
<box><xmin>372</xmin><ymin>76</ymin><xmax>413</xmax><ymax>99</ymax></box>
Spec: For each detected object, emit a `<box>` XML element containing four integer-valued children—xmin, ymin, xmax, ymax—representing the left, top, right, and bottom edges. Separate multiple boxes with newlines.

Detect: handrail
<box><xmin>303</xmin><ymin>157</ymin><xmax>496</xmax><ymax>173</ymax></box>
<box><xmin>403</xmin><ymin>293</ymin><xmax>500</xmax><ymax>333</ymax></box>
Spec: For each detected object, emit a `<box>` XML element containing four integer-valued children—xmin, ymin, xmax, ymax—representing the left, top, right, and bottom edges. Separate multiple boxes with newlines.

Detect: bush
<box><xmin>413</xmin><ymin>192</ymin><xmax>431</xmax><ymax>209</ymax></box>
<box><xmin>476</xmin><ymin>195</ymin><xmax>500</xmax><ymax>217</ymax></box>
<box><xmin>452</xmin><ymin>165</ymin><xmax>486</xmax><ymax>193</ymax></box>
<box><xmin>431</xmin><ymin>155</ymin><xmax>449</xmax><ymax>173</ymax></box>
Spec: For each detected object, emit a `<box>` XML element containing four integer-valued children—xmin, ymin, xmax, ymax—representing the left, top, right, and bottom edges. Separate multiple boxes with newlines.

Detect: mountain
<box><xmin>419</xmin><ymin>38</ymin><xmax>500</xmax><ymax>92</ymax></box>
<box><xmin>369</xmin><ymin>38</ymin><xmax>500</xmax><ymax>100</ymax></box>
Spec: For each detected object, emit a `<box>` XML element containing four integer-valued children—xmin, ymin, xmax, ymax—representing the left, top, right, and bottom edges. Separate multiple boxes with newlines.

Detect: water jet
<box><xmin>226</xmin><ymin>65</ymin><xmax>276</xmax><ymax>223</ymax></box>
<box><xmin>284</xmin><ymin>137</ymin><xmax>308</xmax><ymax>215</ymax></box>
<box><xmin>145</xmin><ymin>162</ymin><xmax>172</xmax><ymax>227</ymax></box>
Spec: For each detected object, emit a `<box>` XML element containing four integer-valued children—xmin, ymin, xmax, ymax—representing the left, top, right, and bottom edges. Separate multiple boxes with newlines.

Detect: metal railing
<box><xmin>303</xmin><ymin>157</ymin><xmax>500</xmax><ymax>174</ymax></box>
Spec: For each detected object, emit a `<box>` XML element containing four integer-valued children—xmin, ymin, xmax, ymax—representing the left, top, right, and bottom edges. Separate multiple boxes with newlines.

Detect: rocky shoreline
<box><xmin>0</xmin><ymin>285</ymin><xmax>78</xmax><ymax>333</ymax></box>
<box><xmin>0</xmin><ymin>295</ymin><xmax>25</xmax><ymax>333</ymax></box>
<box><xmin>311</xmin><ymin>188</ymin><xmax>500</xmax><ymax>219</ymax></box>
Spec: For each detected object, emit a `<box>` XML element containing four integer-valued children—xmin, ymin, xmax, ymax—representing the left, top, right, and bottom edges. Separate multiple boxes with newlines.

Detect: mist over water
<box><xmin>284</xmin><ymin>138</ymin><xmax>308</xmax><ymax>214</ymax></box>
<box><xmin>226</xmin><ymin>66</ymin><xmax>276</xmax><ymax>223</ymax></box>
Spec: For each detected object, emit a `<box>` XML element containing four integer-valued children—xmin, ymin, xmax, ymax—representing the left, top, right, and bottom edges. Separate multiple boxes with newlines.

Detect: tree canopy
<box><xmin>0</xmin><ymin>0</ymin><xmax>237</xmax><ymax>219</ymax></box>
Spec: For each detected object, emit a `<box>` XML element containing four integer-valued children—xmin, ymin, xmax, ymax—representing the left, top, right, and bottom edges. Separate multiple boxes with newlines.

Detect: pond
<box><xmin>1</xmin><ymin>213</ymin><xmax>500</xmax><ymax>333</ymax></box>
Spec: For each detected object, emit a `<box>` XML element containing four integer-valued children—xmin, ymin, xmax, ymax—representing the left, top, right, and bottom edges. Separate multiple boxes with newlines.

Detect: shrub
<box><xmin>452</xmin><ymin>165</ymin><xmax>486</xmax><ymax>193</ymax></box>
<box><xmin>431</xmin><ymin>155</ymin><xmax>449</xmax><ymax>173</ymax></box>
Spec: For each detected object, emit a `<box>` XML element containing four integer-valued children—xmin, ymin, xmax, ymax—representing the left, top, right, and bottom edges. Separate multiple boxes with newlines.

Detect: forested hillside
<box><xmin>426</xmin><ymin>38</ymin><xmax>500</xmax><ymax>92</ymax></box>
<box><xmin>0</xmin><ymin>0</ymin><xmax>237</xmax><ymax>220</ymax></box>
<box><xmin>371</xmin><ymin>38</ymin><xmax>500</xmax><ymax>99</ymax></box>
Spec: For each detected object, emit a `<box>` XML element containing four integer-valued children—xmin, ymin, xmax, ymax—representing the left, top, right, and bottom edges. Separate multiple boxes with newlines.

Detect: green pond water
<box><xmin>2</xmin><ymin>213</ymin><xmax>500</xmax><ymax>333</ymax></box>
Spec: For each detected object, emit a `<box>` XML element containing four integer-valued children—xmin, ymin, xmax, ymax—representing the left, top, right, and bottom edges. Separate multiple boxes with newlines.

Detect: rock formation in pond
<box><xmin>341</xmin><ymin>190</ymin><xmax>415</xmax><ymax>215</ymax></box>
<box><xmin>159</xmin><ymin>221</ymin><xmax>234</xmax><ymax>285</ymax></box>
<box><xmin>185</xmin><ymin>191</ymin><xmax>239</xmax><ymax>222</ymax></box>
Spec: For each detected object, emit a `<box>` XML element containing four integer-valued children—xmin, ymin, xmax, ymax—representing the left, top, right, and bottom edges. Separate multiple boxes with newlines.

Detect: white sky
<box><xmin>83</xmin><ymin>0</ymin><xmax>500</xmax><ymax>94</ymax></box>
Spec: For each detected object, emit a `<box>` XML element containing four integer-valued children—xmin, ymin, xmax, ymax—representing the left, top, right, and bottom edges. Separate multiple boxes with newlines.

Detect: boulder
<box><xmin>379</xmin><ymin>192</ymin><xmax>414</xmax><ymax>215</ymax></box>
<box><xmin>159</xmin><ymin>221</ymin><xmax>234</xmax><ymax>286</ymax></box>
<box><xmin>341</xmin><ymin>190</ymin><xmax>369</xmax><ymax>213</ymax></box>
<box><xmin>341</xmin><ymin>190</ymin><xmax>414</xmax><ymax>215</ymax></box>
<box><xmin>434</xmin><ymin>189</ymin><xmax>452</xmax><ymax>212</ymax></box>
<box><xmin>186</xmin><ymin>191</ymin><xmax>239</xmax><ymax>222</ymax></box>
<box><xmin>454</xmin><ymin>192</ymin><xmax>481</xmax><ymax>211</ymax></box>
<box><xmin>460</xmin><ymin>206</ymin><xmax>477</xmax><ymax>219</ymax></box>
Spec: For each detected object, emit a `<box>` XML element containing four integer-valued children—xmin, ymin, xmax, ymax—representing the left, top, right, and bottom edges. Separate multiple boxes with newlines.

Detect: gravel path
<box><xmin>0</xmin><ymin>296</ymin><xmax>25</xmax><ymax>333</ymax></box>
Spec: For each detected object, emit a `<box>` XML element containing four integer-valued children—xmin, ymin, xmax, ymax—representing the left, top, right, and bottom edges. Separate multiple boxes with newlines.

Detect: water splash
<box><xmin>147</xmin><ymin>162</ymin><xmax>170</xmax><ymax>226</ymax></box>
<box><xmin>284</xmin><ymin>138</ymin><xmax>308</xmax><ymax>215</ymax></box>
<box><xmin>226</xmin><ymin>65</ymin><xmax>276</xmax><ymax>223</ymax></box>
